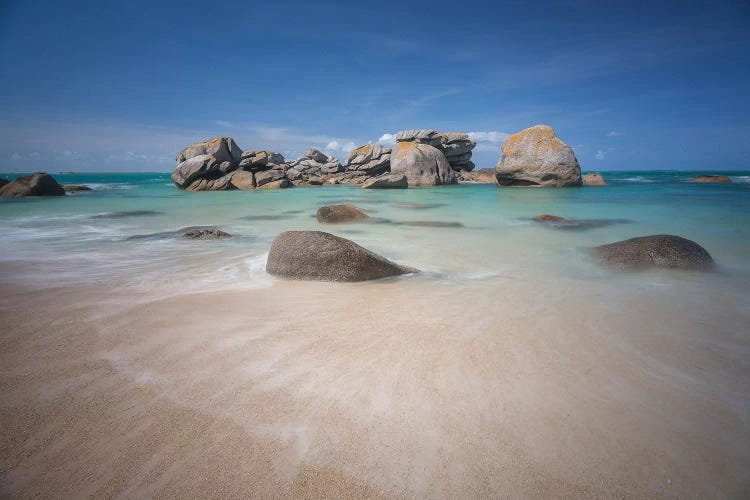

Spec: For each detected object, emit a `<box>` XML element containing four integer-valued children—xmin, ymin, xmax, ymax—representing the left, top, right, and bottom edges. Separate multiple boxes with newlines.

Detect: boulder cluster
<box><xmin>285</xmin><ymin>148</ymin><xmax>342</xmax><ymax>185</ymax></box>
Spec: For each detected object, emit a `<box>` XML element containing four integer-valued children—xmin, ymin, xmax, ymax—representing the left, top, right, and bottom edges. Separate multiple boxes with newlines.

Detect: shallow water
<box><xmin>1</xmin><ymin>170</ymin><xmax>749</xmax><ymax>496</ymax></box>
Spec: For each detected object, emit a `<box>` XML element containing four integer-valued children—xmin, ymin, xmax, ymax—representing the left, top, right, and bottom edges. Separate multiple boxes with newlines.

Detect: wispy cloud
<box><xmin>595</xmin><ymin>147</ymin><xmax>616</xmax><ymax>160</ymax></box>
<box><xmin>606</xmin><ymin>131</ymin><xmax>623</xmax><ymax>137</ymax></box>
<box><xmin>468</xmin><ymin>131</ymin><xmax>510</xmax><ymax>152</ymax></box>
<box><xmin>378</xmin><ymin>133</ymin><xmax>396</xmax><ymax>146</ymax></box>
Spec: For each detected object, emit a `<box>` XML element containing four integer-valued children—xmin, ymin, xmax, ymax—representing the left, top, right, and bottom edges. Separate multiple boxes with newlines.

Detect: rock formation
<box><xmin>316</xmin><ymin>204</ymin><xmax>369</xmax><ymax>223</ymax></box>
<box><xmin>390</xmin><ymin>132</ymin><xmax>456</xmax><ymax>186</ymax></box>
<box><xmin>361</xmin><ymin>173</ymin><xmax>408</xmax><ymax>189</ymax></box>
<box><xmin>596</xmin><ymin>235</ymin><xmax>714</xmax><ymax>271</ymax></box>
<box><xmin>689</xmin><ymin>175</ymin><xmax>731</xmax><ymax>183</ymax></box>
<box><xmin>344</xmin><ymin>144</ymin><xmax>391</xmax><ymax>177</ymax></box>
<box><xmin>286</xmin><ymin>148</ymin><xmax>342</xmax><ymax>184</ymax></box>
<box><xmin>437</xmin><ymin>132</ymin><xmax>476</xmax><ymax>171</ymax></box>
<box><xmin>0</xmin><ymin>172</ymin><xmax>65</xmax><ymax>198</ymax></box>
<box><xmin>583</xmin><ymin>173</ymin><xmax>607</xmax><ymax>186</ymax></box>
<box><xmin>495</xmin><ymin>125</ymin><xmax>582</xmax><ymax>187</ymax></box>
<box><xmin>266</xmin><ymin>231</ymin><xmax>416</xmax><ymax>282</ymax></box>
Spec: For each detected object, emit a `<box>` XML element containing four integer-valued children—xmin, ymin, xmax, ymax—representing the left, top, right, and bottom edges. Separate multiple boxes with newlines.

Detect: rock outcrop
<box><xmin>495</xmin><ymin>125</ymin><xmax>582</xmax><ymax>187</ymax></box>
<box><xmin>457</xmin><ymin>168</ymin><xmax>496</xmax><ymax>183</ymax></box>
<box><xmin>345</xmin><ymin>144</ymin><xmax>391</xmax><ymax>177</ymax></box>
<box><xmin>391</xmin><ymin>139</ymin><xmax>456</xmax><ymax>186</ymax></box>
<box><xmin>583</xmin><ymin>173</ymin><xmax>607</xmax><ymax>186</ymax></box>
<box><xmin>0</xmin><ymin>172</ymin><xmax>65</xmax><ymax>198</ymax></box>
<box><xmin>438</xmin><ymin>132</ymin><xmax>476</xmax><ymax>171</ymax></box>
<box><xmin>316</xmin><ymin>204</ymin><xmax>369</xmax><ymax>223</ymax></box>
<box><xmin>361</xmin><ymin>173</ymin><xmax>408</xmax><ymax>189</ymax></box>
<box><xmin>596</xmin><ymin>235</ymin><xmax>714</xmax><ymax>271</ymax></box>
<box><xmin>266</xmin><ymin>231</ymin><xmax>416</xmax><ymax>282</ymax></box>
<box><xmin>286</xmin><ymin>148</ymin><xmax>342</xmax><ymax>184</ymax></box>
<box><xmin>689</xmin><ymin>175</ymin><xmax>731</xmax><ymax>183</ymax></box>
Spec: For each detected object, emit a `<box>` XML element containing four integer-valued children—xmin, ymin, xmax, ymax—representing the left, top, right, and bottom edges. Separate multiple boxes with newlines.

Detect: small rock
<box><xmin>689</xmin><ymin>175</ymin><xmax>731</xmax><ymax>183</ymax></box>
<box><xmin>583</xmin><ymin>173</ymin><xmax>607</xmax><ymax>186</ymax></box>
<box><xmin>316</xmin><ymin>204</ymin><xmax>369</xmax><ymax>223</ymax></box>
<box><xmin>533</xmin><ymin>215</ymin><xmax>567</xmax><ymax>222</ymax></box>
<box><xmin>62</xmin><ymin>185</ymin><xmax>93</xmax><ymax>191</ymax></box>
<box><xmin>182</xmin><ymin>228</ymin><xmax>231</xmax><ymax>240</ymax></box>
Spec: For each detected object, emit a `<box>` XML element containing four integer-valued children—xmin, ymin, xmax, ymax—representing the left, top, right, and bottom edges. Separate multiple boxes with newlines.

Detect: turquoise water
<box><xmin>1</xmin><ymin>170</ymin><xmax>749</xmax><ymax>293</ymax></box>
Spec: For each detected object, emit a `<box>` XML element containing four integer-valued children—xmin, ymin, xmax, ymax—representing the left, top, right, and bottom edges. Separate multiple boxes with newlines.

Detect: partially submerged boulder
<box><xmin>266</xmin><ymin>231</ymin><xmax>416</xmax><ymax>282</ymax></box>
<box><xmin>183</xmin><ymin>228</ymin><xmax>231</xmax><ymax>239</ymax></box>
<box><xmin>229</xmin><ymin>170</ymin><xmax>256</xmax><ymax>190</ymax></box>
<box><xmin>495</xmin><ymin>125</ymin><xmax>582</xmax><ymax>187</ymax></box>
<box><xmin>316</xmin><ymin>204</ymin><xmax>369</xmax><ymax>223</ymax></box>
<box><xmin>390</xmin><ymin>141</ymin><xmax>456</xmax><ymax>186</ymax></box>
<box><xmin>583</xmin><ymin>173</ymin><xmax>607</xmax><ymax>186</ymax></box>
<box><xmin>361</xmin><ymin>173</ymin><xmax>408</xmax><ymax>189</ymax></box>
<box><xmin>345</xmin><ymin>144</ymin><xmax>391</xmax><ymax>176</ymax></box>
<box><xmin>62</xmin><ymin>185</ymin><xmax>92</xmax><ymax>191</ymax></box>
<box><xmin>0</xmin><ymin>172</ymin><xmax>65</xmax><ymax>198</ymax></box>
<box><xmin>533</xmin><ymin>214</ymin><xmax>566</xmax><ymax>222</ymax></box>
<box><xmin>596</xmin><ymin>235</ymin><xmax>714</xmax><ymax>271</ymax></box>
<box><xmin>689</xmin><ymin>175</ymin><xmax>731</xmax><ymax>183</ymax></box>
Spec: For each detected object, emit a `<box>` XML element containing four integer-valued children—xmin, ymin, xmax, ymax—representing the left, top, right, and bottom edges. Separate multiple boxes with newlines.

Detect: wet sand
<box><xmin>1</xmin><ymin>278</ymin><xmax>748</xmax><ymax>499</ymax></box>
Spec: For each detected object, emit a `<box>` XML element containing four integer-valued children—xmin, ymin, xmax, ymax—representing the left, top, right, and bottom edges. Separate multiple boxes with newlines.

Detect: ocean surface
<box><xmin>2</xmin><ymin>170</ymin><xmax>749</xmax><ymax>496</ymax></box>
<box><xmin>1</xmin><ymin>170</ymin><xmax>749</xmax><ymax>295</ymax></box>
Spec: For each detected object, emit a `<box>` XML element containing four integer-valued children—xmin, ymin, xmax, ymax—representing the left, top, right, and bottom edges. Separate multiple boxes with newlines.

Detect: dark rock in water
<box><xmin>400</xmin><ymin>220</ymin><xmax>464</xmax><ymax>228</ymax></box>
<box><xmin>392</xmin><ymin>202</ymin><xmax>446</xmax><ymax>210</ymax></box>
<box><xmin>63</xmin><ymin>185</ymin><xmax>93</xmax><ymax>191</ymax></box>
<box><xmin>316</xmin><ymin>204</ymin><xmax>369</xmax><ymax>223</ymax></box>
<box><xmin>266</xmin><ymin>231</ymin><xmax>416</xmax><ymax>282</ymax></box>
<box><xmin>596</xmin><ymin>235</ymin><xmax>714</xmax><ymax>271</ymax></box>
<box><xmin>361</xmin><ymin>173</ymin><xmax>408</xmax><ymax>189</ymax></box>
<box><xmin>126</xmin><ymin>226</ymin><xmax>219</xmax><ymax>241</ymax></box>
<box><xmin>92</xmin><ymin>210</ymin><xmax>163</xmax><ymax>219</ymax></box>
<box><xmin>183</xmin><ymin>228</ymin><xmax>231</xmax><ymax>239</ymax></box>
<box><xmin>0</xmin><ymin>172</ymin><xmax>65</xmax><ymax>198</ymax></box>
<box><xmin>533</xmin><ymin>214</ymin><xmax>567</xmax><ymax>222</ymax></box>
<box><xmin>689</xmin><ymin>175</ymin><xmax>731</xmax><ymax>183</ymax></box>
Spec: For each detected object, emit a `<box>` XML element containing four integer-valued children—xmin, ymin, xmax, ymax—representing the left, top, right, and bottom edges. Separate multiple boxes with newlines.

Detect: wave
<box><xmin>620</xmin><ymin>176</ymin><xmax>656</xmax><ymax>183</ymax></box>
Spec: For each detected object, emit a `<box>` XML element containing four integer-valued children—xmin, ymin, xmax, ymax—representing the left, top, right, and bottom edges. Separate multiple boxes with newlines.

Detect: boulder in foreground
<box><xmin>596</xmin><ymin>235</ymin><xmax>714</xmax><ymax>271</ymax></box>
<box><xmin>266</xmin><ymin>231</ymin><xmax>416</xmax><ymax>282</ymax></box>
<box><xmin>583</xmin><ymin>173</ymin><xmax>607</xmax><ymax>186</ymax></box>
<box><xmin>361</xmin><ymin>173</ymin><xmax>408</xmax><ymax>189</ymax></box>
<box><xmin>0</xmin><ymin>172</ymin><xmax>65</xmax><ymax>198</ymax></box>
<box><xmin>689</xmin><ymin>175</ymin><xmax>731</xmax><ymax>183</ymax></box>
<box><xmin>317</xmin><ymin>204</ymin><xmax>369</xmax><ymax>223</ymax></box>
<box><xmin>495</xmin><ymin>125</ymin><xmax>582</xmax><ymax>187</ymax></box>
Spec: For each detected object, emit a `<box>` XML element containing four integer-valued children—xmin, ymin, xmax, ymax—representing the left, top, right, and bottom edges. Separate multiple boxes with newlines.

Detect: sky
<box><xmin>1</xmin><ymin>0</ymin><xmax>749</xmax><ymax>172</ymax></box>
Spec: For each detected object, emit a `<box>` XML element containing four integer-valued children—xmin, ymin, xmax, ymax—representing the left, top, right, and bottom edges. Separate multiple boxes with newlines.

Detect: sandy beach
<box><xmin>2</xmin><ymin>272</ymin><xmax>747</xmax><ymax>498</ymax></box>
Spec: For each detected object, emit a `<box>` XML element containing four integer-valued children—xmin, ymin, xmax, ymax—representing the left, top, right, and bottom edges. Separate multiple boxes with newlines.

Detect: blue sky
<box><xmin>1</xmin><ymin>0</ymin><xmax>749</xmax><ymax>172</ymax></box>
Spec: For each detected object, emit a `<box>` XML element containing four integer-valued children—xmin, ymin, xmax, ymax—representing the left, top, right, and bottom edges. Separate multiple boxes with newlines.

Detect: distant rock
<box><xmin>62</xmin><ymin>185</ymin><xmax>92</xmax><ymax>191</ymax></box>
<box><xmin>183</xmin><ymin>228</ymin><xmax>231</xmax><ymax>240</ymax></box>
<box><xmin>495</xmin><ymin>125</ymin><xmax>582</xmax><ymax>187</ymax></box>
<box><xmin>266</xmin><ymin>231</ymin><xmax>416</xmax><ymax>282</ymax></box>
<box><xmin>391</xmin><ymin>141</ymin><xmax>456</xmax><ymax>186</ymax></box>
<box><xmin>316</xmin><ymin>204</ymin><xmax>369</xmax><ymax>223</ymax></box>
<box><xmin>533</xmin><ymin>214</ymin><xmax>566</xmax><ymax>222</ymax></box>
<box><xmin>0</xmin><ymin>172</ymin><xmax>65</xmax><ymax>198</ymax></box>
<box><xmin>689</xmin><ymin>175</ymin><xmax>731</xmax><ymax>183</ymax></box>
<box><xmin>583</xmin><ymin>173</ymin><xmax>607</xmax><ymax>186</ymax></box>
<box><xmin>596</xmin><ymin>235</ymin><xmax>714</xmax><ymax>271</ymax></box>
<box><xmin>437</xmin><ymin>132</ymin><xmax>476</xmax><ymax>171</ymax></box>
<box><xmin>361</xmin><ymin>173</ymin><xmax>408</xmax><ymax>189</ymax></box>
<box><xmin>345</xmin><ymin>144</ymin><xmax>391</xmax><ymax>176</ymax></box>
<box><xmin>457</xmin><ymin>168</ymin><xmax>495</xmax><ymax>183</ymax></box>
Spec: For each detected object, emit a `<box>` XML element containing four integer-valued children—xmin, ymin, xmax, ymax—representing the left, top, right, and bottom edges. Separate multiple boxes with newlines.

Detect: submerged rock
<box><xmin>533</xmin><ymin>214</ymin><xmax>567</xmax><ymax>222</ymax></box>
<box><xmin>596</xmin><ymin>235</ymin><xmax>714</xmax><ymax>271</ymax></box>
<box><xmin>0</xmin><ymin>172</ymin><xmax>65</xmax><ymax>198</ymax></box>
<box><xmin>62</xmin><ymin>185</ymin><xmax>92</xmax><ymax>191</ymax></box>
<box><xmin>361</xmin><ymin>173</ymin><xmax>408</xmax><ymax>189</ymax></box>
<box><xmin>390</xmin><ymin>142</ymin><xmax>456</xmax><ymax>186</ymax></box>
<box><xmin>316</xmin><ymin>204</ymin><xmax>369</xmax><ymax>223</ymax></box>
<box><xmin>689</xmin><ymin>175</ymin><xmax>731</xmax><ymax>183</ymax></box>
<box><xmin>266</xmin><ymin>231</ymin><xmax>416</xmax><ymax>282</ymax></box>
<box><xmin>183</xmin><ymin>228</ymin><xmax>231</xmax><ymax>240</ymax></box>
<box><xmin>583</xmin><ymin>173</ymin><xmax>607</xmax><ymax>186</ymax></box>
<box><xmin>495</xmin><ymin>125</ymin><xmax>582</xmax><ymax>187</ymax></box>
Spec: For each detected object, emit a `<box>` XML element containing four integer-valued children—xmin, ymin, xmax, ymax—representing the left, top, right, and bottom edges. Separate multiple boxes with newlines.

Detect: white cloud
<box><xmin>11</xmin><ymin>152</ymin><xmax>21</xmax><ymax>160</ymax></box>
<box><xmin>606</xmin><ymin>131</ymin><xmax>623</xmax><ymax>137</ymax></box>
<box><xmin>595</xmin><ymin>147</ymin><xmax>616</xmax><ymax>160</ymax></box>
<box><xmin>378</xmin><ymin>133</ymin><xmax>396</xmax><ymax>145</ymax></box>
<box><xmin>29</xmin><ymin>151</ymin><xmax>40</xmax><ymax>158</ymax></box>
<box><xmin>325</xmin><ymin>140</ymin><xmax>358</xmax><ymax>153</ymax></box>
<box><xmin>325</xmin><ymin>140</ymin><xmax>341</xmax><ymax>151</ymax></box>
<box><xmin>468</xmin><ymin>131</ymin><xmax>510</xmax><ymax>152</ymax></box>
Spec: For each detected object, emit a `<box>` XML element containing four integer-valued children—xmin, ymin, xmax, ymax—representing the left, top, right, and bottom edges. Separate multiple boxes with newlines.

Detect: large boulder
<box><xmin>583</xmin><ymin>173</ymin><xmax>607</xmax><ymax>186</ymax></box>
<box><xmin>255</xmin><ymin>168</ymin><xmax>287</xmax><ymax>187</ymax></box>
<box><xmin>345</xmin><ymin>144</ymin><xmax>391</xmax><ymax>176</ymax></box>
<box><xmin>457</xmin><ymin>168</ymin><xmax>496</xmax><ymax>183</ymax></box>
<box><xmin>266</xmin><ymin>231</ymin><xmax>416</xmax><ymax>282</ymax></box>
<box><xmin>495</xmin><ymin>125</ymin><xmax>582</xmax><ymax>187</ymax></box>
<box><xmin>361</xmin><ymin>173</ymin><xmax>408</xmax><ymax>189</ymax></box>
<box><xmin>176</xmin><ymin>137</ymin><xmax>242</xmax><ymax>165</ymax></box>
<box><xmin>0</xmin><ymin>172</ymin><xmax>65</xmax><ymax>198</ymax></box>
<box><xmin>238</xmin><ymin>150</ymin><xmax>285</xmax><ymax>171</ymax></box>
<box><xmin>316</xmin><ymin>204</ymin><xmax>369</xmax><ymax>223</ymax></box>
<box><xmin>229</xmin><ymin>170</ymin><xmax>256</xmax><ymax>190</ymax></box>
<box><xmin>185</xmin><ymin>172</ymin><xmax>236</xmax><ymax>191</ymax></box>
<box><xmin>437</xmin><ymin>132</ymin><xmax>476</xmax><ymax>171</ymax></box>
<box><xmin>390</xmin><ymin>141</ymin><xmax>456</xmax><ymax>186</ymax></box>
<box><xmin>689</xmin><ymin>175</ymin><xmax>731</xmax><ymax>183</ymax></box>
<box><xmin>596</xmin><ymin>235</ymin><xmax>714</xmax><ymax>271</ymax></box>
